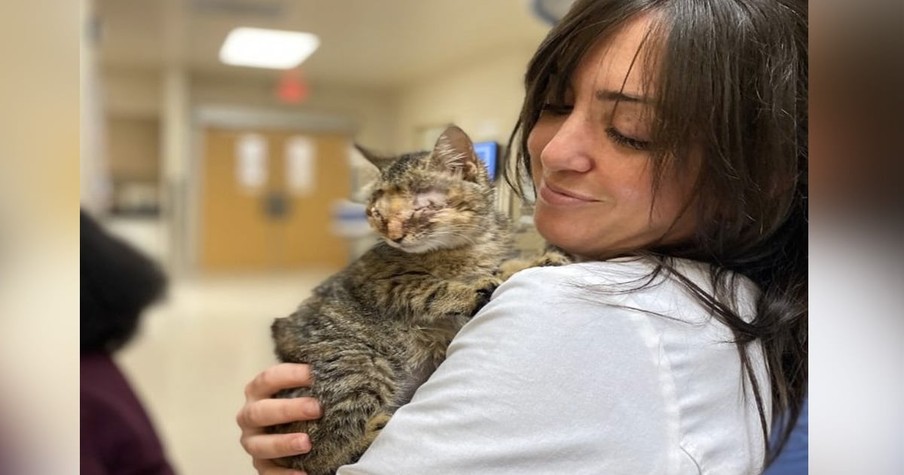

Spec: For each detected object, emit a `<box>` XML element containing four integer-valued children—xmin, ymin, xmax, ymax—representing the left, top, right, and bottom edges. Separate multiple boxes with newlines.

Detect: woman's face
<box><xmin>527</xmin><ymin>14</ymin><xmax>699</xmax><ymax>260</ymax></box>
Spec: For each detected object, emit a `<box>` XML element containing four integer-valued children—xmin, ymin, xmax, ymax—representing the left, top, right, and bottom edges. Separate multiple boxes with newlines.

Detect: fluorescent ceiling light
<box><xmin>220</xmin><ymin>27</ymin><xmax>320</xmax><ymax>69</ymax></box>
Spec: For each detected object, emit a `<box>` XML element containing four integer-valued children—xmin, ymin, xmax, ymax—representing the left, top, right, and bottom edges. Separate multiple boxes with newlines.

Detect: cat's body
<box><xmin>270</xmin><ymin>126</ymin><xmax>514</xmax><ymax>474</ymax></box>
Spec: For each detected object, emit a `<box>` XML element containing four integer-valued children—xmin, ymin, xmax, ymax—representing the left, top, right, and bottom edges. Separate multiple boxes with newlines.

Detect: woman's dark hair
<box><xmin>504</xmin><ymin>0</ymin><xmax>807</xmax><ymax>466</ymax></box>
<box><xmin>81</xmin><ymin>209</ymin><xmax>168</xmax><ymax>354</ymax></box>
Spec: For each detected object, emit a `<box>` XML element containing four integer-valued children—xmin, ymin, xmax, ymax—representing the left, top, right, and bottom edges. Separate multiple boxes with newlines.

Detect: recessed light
<box><xmin>219</xmin><ymin>27</ymin><xmax>320</xmax><ymax>69</ymax></box>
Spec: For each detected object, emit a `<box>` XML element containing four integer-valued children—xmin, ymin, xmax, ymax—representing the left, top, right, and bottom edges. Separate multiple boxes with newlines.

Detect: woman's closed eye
<box><xmin>605</xmin><ymin>127</ymin><xmax>651</xmax><ymax>151</ymax></box>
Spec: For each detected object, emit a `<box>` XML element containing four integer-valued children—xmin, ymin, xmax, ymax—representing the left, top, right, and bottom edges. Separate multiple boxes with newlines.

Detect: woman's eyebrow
<box><xmin>596</xmin><ymin>89</ymin><xmax>650</xmax><ymax>104</ymax></box>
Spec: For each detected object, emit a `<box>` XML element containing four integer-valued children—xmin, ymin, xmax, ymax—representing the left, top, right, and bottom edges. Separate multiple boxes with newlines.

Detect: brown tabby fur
<box><xmin>269</xmin><ymin>126</ymin><xmax>517</xmax><ymax>474</ymax></box>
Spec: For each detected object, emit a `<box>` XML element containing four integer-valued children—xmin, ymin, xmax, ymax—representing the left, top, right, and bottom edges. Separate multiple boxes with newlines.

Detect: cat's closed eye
<box><xmin>413</xmin><ymin>190</ymin><xmax>446</xmax><ymax>211</ymax></box>
<box><xmin>414</xmin><ymin>202</ymin><xmax>440</xmax><ymax>212</ymax></box>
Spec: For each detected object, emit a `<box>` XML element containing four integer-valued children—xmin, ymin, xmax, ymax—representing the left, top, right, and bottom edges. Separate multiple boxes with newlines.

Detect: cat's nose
<box><xmin>387</xmin><ymin>220</ymin><xmax>406</xmax><ymax>242</ymax></box>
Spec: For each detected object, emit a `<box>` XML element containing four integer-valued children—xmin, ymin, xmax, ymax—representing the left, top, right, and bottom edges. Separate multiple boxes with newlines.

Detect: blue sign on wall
<box><xmin>473</xmin><ymin>141</ymin><xmax>499</xmax><ymax>180</ymax></box>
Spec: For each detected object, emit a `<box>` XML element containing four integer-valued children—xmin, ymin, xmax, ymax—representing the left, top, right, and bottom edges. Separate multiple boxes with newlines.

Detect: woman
<box><xmin>237</xmin><ymin>0</ymin><xmax>807</xmax><ymax>473</ymax></box>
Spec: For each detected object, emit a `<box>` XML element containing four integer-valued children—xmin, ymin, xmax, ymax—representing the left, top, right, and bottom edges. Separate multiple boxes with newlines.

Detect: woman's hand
<box><xmin>236</xmin><ymin>363</ymin><xmax>323</xmax><ymax>475</ymax></box>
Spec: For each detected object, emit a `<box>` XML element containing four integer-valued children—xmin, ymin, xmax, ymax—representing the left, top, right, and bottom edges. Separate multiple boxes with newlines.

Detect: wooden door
<box><xmin>198</xmin><ymin>128</ymin><xmax>351</xmax><ymax>272</ymax></box>
<box><xmin>278</xmin><ymin>133</ymin><xmax>352</xmax><ymax>268</ymax></box>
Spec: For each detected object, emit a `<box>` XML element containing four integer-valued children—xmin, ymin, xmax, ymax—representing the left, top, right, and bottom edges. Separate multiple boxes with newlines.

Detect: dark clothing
<box><xmin>81</xmin><ymin>353</ymin><xmax>176</xmax><ymax>475</ymax></box>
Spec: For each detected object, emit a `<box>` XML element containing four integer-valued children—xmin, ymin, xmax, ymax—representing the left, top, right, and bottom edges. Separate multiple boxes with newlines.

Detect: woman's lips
<box><xmin>538</xmin><ymin>181</ymin><xmax>599</xmax><ymax>206</ymax></box>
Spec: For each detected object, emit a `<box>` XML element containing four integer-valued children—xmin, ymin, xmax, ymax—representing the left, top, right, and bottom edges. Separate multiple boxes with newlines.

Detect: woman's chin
<box><xmin>534</xmin><ymin>217</ymin><xmax>601</xmax><ymax>260</ymax></box>
<box><xmin>535</xmin><ymin>224</ymin><xmax>577</xmax><ymax>255</ymax></box>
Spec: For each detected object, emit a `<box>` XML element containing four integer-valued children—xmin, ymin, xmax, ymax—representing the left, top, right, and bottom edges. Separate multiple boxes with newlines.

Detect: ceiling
<box><xmin>93</xmin><ymin>0</ymin><xmax>555</xmax><ymax>88</ymax></box>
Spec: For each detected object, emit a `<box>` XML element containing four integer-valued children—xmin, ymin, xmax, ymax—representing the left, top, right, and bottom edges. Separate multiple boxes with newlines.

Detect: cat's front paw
<box><xmin>365</xmin><ymin>411</ymin><xmax>391</xmax><ymax>442</ymax></box>
<box><xmin>537</xmin><ymin>248</ymin><xmax>572</xmax><ymax>267</ymax></box>
<box><xmin>471</xmin><ymin>275</ymin><xmax>502</xmax><ymax>316</ymax></box>
<box><xmin>432</xmin><ymin>276</ymin><xmax>501</xmax><ymax>317</ymax></box>
<box><xmin>496</xmin><ymin>258</ymin><xmax>532</xmax><ymax>281</ymax></box>
<box><xmin>497</xmin><ymin>249</ymin><xmax>574</xmax><ymax>281</ymax></box>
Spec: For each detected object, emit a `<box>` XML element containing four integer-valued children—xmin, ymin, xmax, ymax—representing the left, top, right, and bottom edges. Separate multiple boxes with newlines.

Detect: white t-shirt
<box><xmin>340</xmin><ymin>258</ymin><xmax>770</xmax><ymax>475</ymax></box>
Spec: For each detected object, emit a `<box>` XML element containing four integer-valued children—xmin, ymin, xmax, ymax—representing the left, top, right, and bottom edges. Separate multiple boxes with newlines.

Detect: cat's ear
<box><xmin>432</xmin><ymin>125</ymin><xmax>486</xmax><ymax>182</ymax></box>
<box><xmin>355</xmin><ymin>144</ymin><xmax>395</xmax><ymax>172</ymax></box>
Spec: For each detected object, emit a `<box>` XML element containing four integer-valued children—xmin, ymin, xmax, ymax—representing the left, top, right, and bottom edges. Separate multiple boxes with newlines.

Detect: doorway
<box><xmin>198</xmin><ymin>127</ymin><xmax>351</xmax><ymax>272</ymax></box>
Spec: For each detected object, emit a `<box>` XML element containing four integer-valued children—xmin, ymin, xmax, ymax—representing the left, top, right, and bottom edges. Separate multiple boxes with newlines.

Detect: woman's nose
<box><xmin>539</xmin><ymin>114</ymin><xmax>595</xmax><ymax>174</ymax></box>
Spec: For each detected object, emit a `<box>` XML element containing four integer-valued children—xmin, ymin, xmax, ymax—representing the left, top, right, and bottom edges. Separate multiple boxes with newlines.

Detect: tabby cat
<box><xmin>269</xmin><ymin>125</ymin><xmax>515</xmax><ymax>474</ymax></box>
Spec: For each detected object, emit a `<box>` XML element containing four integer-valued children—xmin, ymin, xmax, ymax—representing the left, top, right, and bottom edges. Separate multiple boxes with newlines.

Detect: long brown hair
<box><xmin>504</xmin><ymin>0</ymin><xmax>807</xmax><ymax>466</ymax></box>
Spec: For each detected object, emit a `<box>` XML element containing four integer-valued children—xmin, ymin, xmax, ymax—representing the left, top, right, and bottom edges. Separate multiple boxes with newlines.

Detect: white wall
<box><xmin>81</xmin><ymin>1</ymin><xmax>110</xmax><ymax>213</ymax></box>
<box><xmin>103</xmin><ymin>66</ymin><xmax>162</xmax><ymax>119</ymax></box>
<box><xmin>393</xmin><ymin>45</ymin><xmax>537</xmax><ymax>150</ymax></box>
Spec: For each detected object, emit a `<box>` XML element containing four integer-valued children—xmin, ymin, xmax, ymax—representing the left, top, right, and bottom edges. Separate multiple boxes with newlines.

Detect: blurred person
<box><xmin>237</xmin><ymin>0</ymin><xmax>808</xmax><ymax>473</ymax></box>
<box><xmin>81</xmin><ymin>209</ymin><xmax>176</xmax><ymax>475</ymax></box>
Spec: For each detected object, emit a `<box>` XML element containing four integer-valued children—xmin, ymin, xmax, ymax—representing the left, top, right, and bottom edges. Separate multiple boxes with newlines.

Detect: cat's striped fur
<box><xmin>269</xmin><ymin>126</ymin><xmax>514</xmax><ymax>474</ymax></box>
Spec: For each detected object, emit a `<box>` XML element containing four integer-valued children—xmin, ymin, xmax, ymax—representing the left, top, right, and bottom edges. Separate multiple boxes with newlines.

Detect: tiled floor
<box><xmin>117</xmin><ymin>270</ymin><xmax>334</xmax><ymax>475</ymax></box>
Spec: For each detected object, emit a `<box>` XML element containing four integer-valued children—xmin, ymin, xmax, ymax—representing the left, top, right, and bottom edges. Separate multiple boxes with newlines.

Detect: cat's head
<box><xmin>357</xmin><ymin>126</ymin><xmax>494</xmax><ymax>254</ymax></box>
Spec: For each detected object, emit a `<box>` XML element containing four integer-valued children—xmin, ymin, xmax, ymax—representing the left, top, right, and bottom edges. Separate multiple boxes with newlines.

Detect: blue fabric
<box><xmin>764</xmin><ymin>397</ymin><xmax>808</xmax><ymax>474</ymax></box>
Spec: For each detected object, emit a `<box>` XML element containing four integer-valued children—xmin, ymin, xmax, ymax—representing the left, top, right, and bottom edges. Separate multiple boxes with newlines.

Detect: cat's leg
<box><xmin>375</xmin><ymin>273</ymin><xmax>501</xmax><ymax>319</ymax></box>
<box><xmin>496</xmin><ymin>257</ymin><xmax>536</xmax><ymax>281</ymax></box>
<box><xmin>497</xmin><ymin>247</ymin><xmax>573</xmax><ymax>281</ymax></box>
<box><xmin>364</xmin><ymin>410</ymin><xmax>392</xmax><ymax>445</ymax></box>
<box><xmin>414</xmin><ymin>275</ymin><xmax>502</xmax><ymax>318</ymax></box>
<box><xmin>296</xmin><ymin>402</ymin><xmax>386</xmax><ymax>475</ymax></box>
<box><xmin>536</xmin><ymin>246</ymin><xmax>573</xmax><ymax>266</ymax></box>
<box><xmin>268</xmin><ymin>320</ymin><xmax>400</xmax><ymax>475</ymax></box>
<box><xmin>274</xmin><ymin>359</ymin><xmax>398</xmax><ymax>475</ymax></box>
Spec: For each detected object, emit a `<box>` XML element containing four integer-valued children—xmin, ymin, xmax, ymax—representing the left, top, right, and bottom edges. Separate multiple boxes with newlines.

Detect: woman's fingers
<box><xmin>244</xmin><ymin>363</ymin><xmax>313</xmax><ymax>400</ymax></box>
<box><xmin>237</xmin><ymin>397</ymin><xmax>322</xmax><ymax>429</ymax></box>
<box><xmin>238</xmin><ymin>363</ymin><xmax>319</xmax><ymax>474</ymax></box>
<box><xmin>243</xmin><ymin>432</ymin><xmax>312</xmax><ymax>460</ymax></box>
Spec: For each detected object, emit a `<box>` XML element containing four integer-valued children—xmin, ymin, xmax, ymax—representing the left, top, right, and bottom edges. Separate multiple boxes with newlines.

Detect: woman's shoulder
<box><xmin>502</xmin><ymin>257</ymin><xmax>716</xmax><ymax>295</ymax></box>
<box><xmin>509</xmin><ymin>256</ymin><xmax>724</xmax><ymax>280</ymax></box>
<box><xmin>496</xmin><ymin>257</ymin><xmax>758</xmax><ymax>324</ymax></box>
<box><xmin>509</xmin><ymin>257</ymin><xmax>658</xmax><ymax>280</ymax></box>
